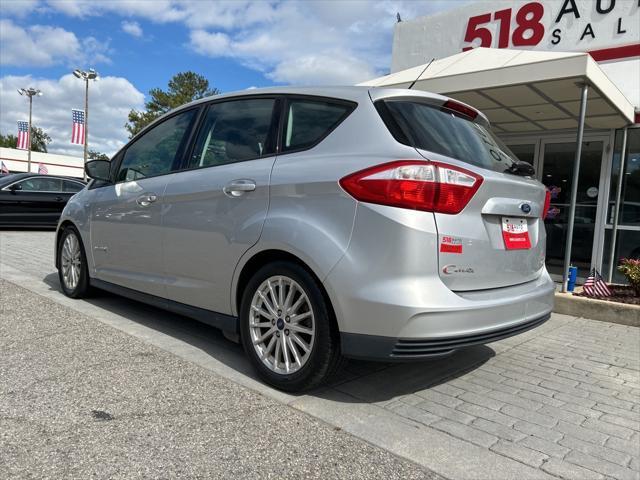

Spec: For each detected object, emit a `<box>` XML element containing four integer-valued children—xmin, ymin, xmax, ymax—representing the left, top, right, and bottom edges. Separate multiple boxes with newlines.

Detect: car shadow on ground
<box><xmin>42</xmin><ymin>272</ymin><xmax>493</xmax><ymax>403</ymax></box>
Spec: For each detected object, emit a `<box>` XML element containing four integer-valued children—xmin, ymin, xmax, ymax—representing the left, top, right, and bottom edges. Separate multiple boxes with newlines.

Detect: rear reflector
<box><xmin>441</xmin><ymin>100</ymin><xmax>479</xmax><ymax>120</ymax></box>
<box><xmin>339</xmin><ymin>160</ymin><xmax>483</xmax><ymax>214</ymax></box>
<box><xmin>542</xmin><ymin>190</ymin><xmax>551</xmax><ymax>219</ymax></box>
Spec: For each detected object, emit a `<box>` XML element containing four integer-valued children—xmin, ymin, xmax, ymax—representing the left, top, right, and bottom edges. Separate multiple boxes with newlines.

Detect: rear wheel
<box><xmin>239</xmin><ymin>261</ymin><xmax>342</xmax><ymax>392</ymax></box>
<box><xmin>58</xmin><ymin>226</ymin><xmax>90</xmax><ymax>298</ymax></box>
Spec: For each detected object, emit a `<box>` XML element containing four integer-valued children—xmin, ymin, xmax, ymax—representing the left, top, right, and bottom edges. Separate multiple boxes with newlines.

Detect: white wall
<box><xmin>392</xmin><ymin>0</ymin><xmax>640</xmax><ymax>109</ymax></box>
<box><xmin>0</xmin><ymin>147</ymin><xmax>84</xmax><ymax>178</ymax></box>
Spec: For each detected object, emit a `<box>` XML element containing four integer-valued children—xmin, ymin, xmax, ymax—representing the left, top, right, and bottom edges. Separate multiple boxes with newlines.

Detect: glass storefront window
<box><xmin>602</xmin><ymin>229</ymin><xmax>640</xmax><ymax>284</ymax></box>
<box><xmin>604</xmin><ymin>127</ymin><xmax>640</xmax><ymax>285</ymax></box>
<box><xmin>608</xmin><ymin>128</ymin><xmax>640</xmax><ymax>227</ymax></box>
<box><xmin>508</xmin><ymin>144</ymin><xmax>536</xmax><ymax>166</ymax></box>
<box><xmin>542</xmin><ymin>141</ymin><xmax>603</xmax><ymax>278</ymax></box>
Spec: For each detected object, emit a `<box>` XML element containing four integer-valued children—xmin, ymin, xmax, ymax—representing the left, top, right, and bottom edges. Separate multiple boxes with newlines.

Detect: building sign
<box><xmin>462</xmin><ymin>1</ymin><xmax>638</xmax><ymax>55</ymax></box>
<box><xmin>392</xmin><ymin>0</ymin><xmax>640</xmax><ymax>72</ymax></box>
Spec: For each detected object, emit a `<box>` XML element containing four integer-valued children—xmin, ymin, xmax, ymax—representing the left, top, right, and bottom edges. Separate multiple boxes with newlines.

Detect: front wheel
<box><xmin>58</xmin><ymin>226</ymin><xmax>90</xmax><ymax>298</ymax></box>
<box><xmin>239</xmin><ymin>261</ymin><xmax>342</xmax><ymax>392</ymax></box>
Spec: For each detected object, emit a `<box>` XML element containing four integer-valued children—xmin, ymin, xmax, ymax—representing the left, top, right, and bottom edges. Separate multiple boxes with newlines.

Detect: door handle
<box><xmin>136</xmin><ymin>193</ymin><xmax>157</xmax><ymax>207</ymax></box>
<box><xmin>223</xmin><ymin>179</ymin><xmax>256</xmax><ymax>197</ymax></box>
<box><xmin>55</xmin><ymin>196</ymin><xmax>64</xmax><ymax>202</ymax></box>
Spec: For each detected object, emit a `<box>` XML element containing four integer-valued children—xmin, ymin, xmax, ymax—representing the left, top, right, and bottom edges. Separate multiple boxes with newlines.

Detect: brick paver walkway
<box><xmin>1</xmin><ymin>231</ymin><xmax>639</xmax><ymax>479</ymax></box>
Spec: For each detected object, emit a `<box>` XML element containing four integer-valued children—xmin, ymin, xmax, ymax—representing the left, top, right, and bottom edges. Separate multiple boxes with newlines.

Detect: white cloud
<box><xmin>0</xmin><ymin>0</ymin><xmax>40</xmax><ymax>17</ymax></box>
<box><xmin>0</xmin><ymin>0</ymin><xmax>455</xmax><ymax>85</ymax></box>
<box><xmin>121</xmin><ymin>20</ymin><xmax>143</xmax><ymax>38</ymax></box>
<box><xmin>0</xmin><ymin>19</ymin><xmax>111</xmax><ymax>67</ymax></box>
<box><xmin>187</xmin><ymin>0</ymin><xmax>452</xmax><ymax>85</ymax></box>
<box><xmin>0</xmin><ymin>74</ymin><xmax>144</xmax><ymax>156</ymax></box>
<box><xmin>267</xmin><ymin>53</ymin><xmax>376</xmax><ymax>86</ymax></box>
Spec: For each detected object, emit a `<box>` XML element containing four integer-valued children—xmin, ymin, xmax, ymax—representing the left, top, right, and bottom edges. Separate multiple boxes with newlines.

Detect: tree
<box><xmin>88</xmin><ymin>149</ymin><xmax>110</xmax><ymax>161</ymax></box>
<box><xmin>126</xmin><ymin>71</ymin><xmax>219</xmax><ymax>137</ymax></box>
<box><xmin>0</xmin><ymin>126</ymin><xmax>51</xmax><ymax>153</ymax></box>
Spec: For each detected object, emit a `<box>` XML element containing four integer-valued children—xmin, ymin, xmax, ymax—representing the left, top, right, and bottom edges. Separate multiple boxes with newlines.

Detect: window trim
<box><xmin>62</xmin><ymin>179</ymin><xmax>86</xmax><ymax>192</ymax></box>
<box><xmin>0</xmin><ymin>175</ymin><xmax>79</xmax><ymax>193</ymax></box>
<box><xmin>278</xmin><ymin>95</ymin><xmax>357</xmax><ymax>156</ymax></box>
<box><xmin>177</xmin><ymin>95</ymin><xmax>282</xmax><ymax>173</ymax></box>
<box><xmin>100</xmin><ymin>93</ymin><xmax>358</xmax><ymax>182</ymax></box>
<box><xmin>112</xmin><ymin>106</ymin><xmax>202</xmax><ymax>184</ymax></box>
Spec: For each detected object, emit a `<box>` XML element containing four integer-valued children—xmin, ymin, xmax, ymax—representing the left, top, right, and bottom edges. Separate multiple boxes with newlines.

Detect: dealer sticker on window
<box><xmin>502</xmin><ymin>217</ymin><xmax>531</xmax><ymax>250</ymax></box>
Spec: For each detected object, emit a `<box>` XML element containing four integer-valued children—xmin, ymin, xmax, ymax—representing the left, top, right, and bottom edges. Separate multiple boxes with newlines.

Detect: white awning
<box><xmin>361</xmin><ymin>48</ymin><xmax>636</xmax><ymax>133</ymax></box>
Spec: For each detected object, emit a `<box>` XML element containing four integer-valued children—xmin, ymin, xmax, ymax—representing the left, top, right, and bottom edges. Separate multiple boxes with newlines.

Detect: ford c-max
<box><xmin>56</xmin><ymin>87</ymin><xmax>554</xmax><ymax>391</ymax></box>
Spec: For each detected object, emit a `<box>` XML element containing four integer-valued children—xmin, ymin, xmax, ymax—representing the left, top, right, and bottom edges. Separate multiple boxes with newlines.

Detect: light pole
<box><xmin>72</xmin><ymin>68</ymin><xmax>98</xmax><ymax>176</ymax></box>
<box><xmin>17</xmin><ymin>87</ymin><xmax>43</xmax><ymax>173</ymax></box>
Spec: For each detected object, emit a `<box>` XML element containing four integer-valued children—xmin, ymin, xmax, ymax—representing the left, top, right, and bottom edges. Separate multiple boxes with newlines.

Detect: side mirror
<box><xmin>85</xmin><ymin>160</ymin><xmax>111</xmax><ymax>182</ymax></box>
<box><xmin>9</xmin><ymin>183</ymin><xmax>22</xmax><ymax>192</ymax></box>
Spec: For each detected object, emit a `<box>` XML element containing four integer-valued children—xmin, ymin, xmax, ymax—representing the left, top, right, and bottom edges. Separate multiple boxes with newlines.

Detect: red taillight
<box><xmin>542</xmin><ymin>190</ymin><xmax>551</xmax><ymax>219</ymax></box>
<box><xmin>441</xmin><ymin>100</ymin><xmax>479</xmax><ymax>120</ymax></box>
<box><xmin>339</xmin><ymin>160</ymin><xmax>483</xmax><ymax>214</ymax></box>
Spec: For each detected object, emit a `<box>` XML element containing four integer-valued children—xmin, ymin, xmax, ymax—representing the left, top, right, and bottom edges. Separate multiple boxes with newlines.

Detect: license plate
<box><xmin>502</xmin><ymin>217</ymin><xmax>531</xmax><ymax>250</ymax></box>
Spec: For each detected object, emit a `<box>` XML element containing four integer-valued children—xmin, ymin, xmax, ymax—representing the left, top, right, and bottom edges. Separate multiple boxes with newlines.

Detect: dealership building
<box><xmin>364</xmin><ymin>0</ymin><xmax>639</xmax><ymax>284</ymax></box>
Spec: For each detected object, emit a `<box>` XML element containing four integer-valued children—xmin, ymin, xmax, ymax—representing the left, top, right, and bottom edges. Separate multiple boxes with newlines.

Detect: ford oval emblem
<box><xmin>520</xmin><ymin>203</ymin><xmax>531</xmax><ymax>214</ymax></box>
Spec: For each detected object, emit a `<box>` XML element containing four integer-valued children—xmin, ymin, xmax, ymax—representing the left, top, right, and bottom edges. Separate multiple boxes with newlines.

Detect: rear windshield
<box><xmin>376</xmin><ymin>99</ymin><xmax>521</xmax><ymax>174</ymax></box>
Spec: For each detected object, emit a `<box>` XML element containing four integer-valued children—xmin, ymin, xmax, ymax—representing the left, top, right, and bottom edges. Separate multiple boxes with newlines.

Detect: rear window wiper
<box><xmin>504</xmin><ymin>161</ymin><xmax>535</xmax><ymax>177</ymax></box>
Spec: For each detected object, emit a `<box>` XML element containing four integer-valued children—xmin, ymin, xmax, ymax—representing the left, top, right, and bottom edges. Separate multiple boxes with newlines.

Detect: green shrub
<box><xmin>618</xmin><ymin>258</ymin><xmax>640</xmax><ymax>296</ymax></box>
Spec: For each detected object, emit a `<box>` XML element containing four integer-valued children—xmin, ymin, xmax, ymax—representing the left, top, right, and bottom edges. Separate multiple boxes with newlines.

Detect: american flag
<box><xmin>38</xmin><ymin>163</ymin><xmax>48</xmax><ymax>175</ymax></box>
<box><xmin>583</xmin><ymin>268</ymin><xmax>611</xmax><ymax>298</ymax></box>
<box><xmin>16</xmin><ymin>121</ymin><xmax>29</xmax><ymax>150</ymax></box>
<box><xmin>1</xmin><ymin>161</ymin><xmax>9</xmax><ymax>174</ymax></box>
<box><xmin>71</xmin><ymin>109</ymin><xmax>85</xmax><ymax>145</ymax></box>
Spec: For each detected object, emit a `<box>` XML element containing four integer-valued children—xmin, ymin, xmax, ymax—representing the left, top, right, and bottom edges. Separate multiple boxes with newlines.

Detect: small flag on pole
<box><xmin>582</xmin><ymin>268</ymin><xmax>611</xmax><ymax>298</ymax></box>
<box><xmin>71</xmin><ymin>109</ymin><xmax>85</xmax><ymax>145</ymax></box>
<box><xmin>38</xmin><ymin>163</ymin><xmax>48</xmax><ymax>175</ymax></box>
<box><xmin>1</xmin><ymin>161</ymin><xmax>9</xmax><ymax>175</ymax></box>
<box><xmin>16</xmin><ymin>121</ymin><xmax>29</xmax><ymax>150</ymax></box>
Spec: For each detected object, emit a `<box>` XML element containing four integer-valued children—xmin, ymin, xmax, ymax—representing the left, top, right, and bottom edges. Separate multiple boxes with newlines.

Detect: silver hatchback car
<box><xmin>56</xmin><ymin>86</ymin><xmax>554</xmax><ymax>391</ymax></box>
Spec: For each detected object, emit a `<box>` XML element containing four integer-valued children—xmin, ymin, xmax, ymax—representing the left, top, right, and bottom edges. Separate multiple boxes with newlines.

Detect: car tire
<box><xmin>58</xmin><ymin>226</ymin><xmax>91</xmax><ymax>299</ymax></box>
<box><xmin>239</xmin><ymin>261</ymin><xmax>342</xmax><ymax>392</ymax></box>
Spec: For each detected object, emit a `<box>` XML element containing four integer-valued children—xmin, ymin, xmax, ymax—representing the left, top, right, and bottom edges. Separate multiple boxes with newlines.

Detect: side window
<box><xmin>63</xmin><ymin>180</ymin><xmax>84</xmax><ymax>192</ymax></box>
<box><xmin>188</xmin><ymin>98</ymin><xmax>276</xmax><ymax>169</ymax></box>
<box><xmin>18</xmin><ymin>177</ymin><xmax>62</xmax><ymax>192</ymax></box>
<box><xmin>283</xmin><ymin>99</ymin><xmax>353</xmax><ymax>152</ymax></box>
<box><xmin>117</xmin><ymin>109</ymin><xmax>197</xmax><ymax>182</ymax></box>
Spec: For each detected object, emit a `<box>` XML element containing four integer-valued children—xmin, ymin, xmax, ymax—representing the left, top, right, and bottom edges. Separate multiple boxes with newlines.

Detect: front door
<box><xmin>540</xmin><ymin>140</ymin><xmax>606</xmax><ymax>279</ymax></box>
<box><xmin>90</xmin><ymin>107</ymin><xmax>199</xmax><ymax>296</ymax></box>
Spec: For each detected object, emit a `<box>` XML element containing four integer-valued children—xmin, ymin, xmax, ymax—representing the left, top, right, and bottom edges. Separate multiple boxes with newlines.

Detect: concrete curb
<box><xmin>554</xmin><ymin>292</ymin><xmax>640</xmax><ymax>326</ymax></box>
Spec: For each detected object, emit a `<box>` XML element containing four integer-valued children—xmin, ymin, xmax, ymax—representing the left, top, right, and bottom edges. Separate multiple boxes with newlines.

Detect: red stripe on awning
<box><xmin>588</xmin><ymin>44</ymin><xmax>640</xmax><ymax>62</ymax></box>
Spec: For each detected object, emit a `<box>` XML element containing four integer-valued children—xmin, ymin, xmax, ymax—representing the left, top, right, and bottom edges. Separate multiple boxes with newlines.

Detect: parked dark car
<box><xmin>0</xmin><ymin>173</ymin><xmax>86</xmax><ymax>228</ymax></box>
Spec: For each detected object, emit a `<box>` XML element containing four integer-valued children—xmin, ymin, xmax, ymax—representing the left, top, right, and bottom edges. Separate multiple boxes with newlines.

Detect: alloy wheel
<box><xmin>61</xmin><ymin>232</ymin><xmax>82</xmax><ymax>291</ymax></box>
<box><xmin>249</xmin><ymin>275</ymin><xmax>315</xmax><ymax>374</ymax></box>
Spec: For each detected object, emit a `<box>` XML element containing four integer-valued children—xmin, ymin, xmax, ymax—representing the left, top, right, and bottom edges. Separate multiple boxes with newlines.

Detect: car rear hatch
<box><xmin>374</xmin><ymin>94</ymin><xmax>548</xmax><ymax>291</ymax></box>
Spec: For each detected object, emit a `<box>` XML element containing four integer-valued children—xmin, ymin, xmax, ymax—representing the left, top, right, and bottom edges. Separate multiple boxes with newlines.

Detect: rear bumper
<box><xmin>323</xmin><ymin>202</ymin><xmax>555</xmax><ymax>360</ymax></box>
<box><xmin>332</xmin><ymin>271</ymin><xmax>555</xmax><ymax>360</ymax></box>
<box><xmin>341</xmin><ymin>312</ymin><xmax>550</xmax><ymax>361</ymax></box>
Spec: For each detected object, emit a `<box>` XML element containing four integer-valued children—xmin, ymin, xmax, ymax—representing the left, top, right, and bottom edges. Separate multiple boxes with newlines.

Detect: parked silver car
<box><xmin>56</xmin><ymin>86</ymin><xmax>554</xmax><ymax>391</ymax></box>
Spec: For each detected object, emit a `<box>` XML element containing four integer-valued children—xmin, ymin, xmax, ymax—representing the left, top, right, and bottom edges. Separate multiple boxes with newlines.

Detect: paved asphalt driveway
<box><xmin>1</xmin><ymin>231</ymin><xmax>639</xmax><ymax>479</ymax></box>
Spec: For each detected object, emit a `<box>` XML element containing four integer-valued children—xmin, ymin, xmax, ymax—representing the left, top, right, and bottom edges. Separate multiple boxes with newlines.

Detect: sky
<box><xmin>0</xmin><ymin>0</ymin><xmax>458</xmax><ymax>156</ymax></box>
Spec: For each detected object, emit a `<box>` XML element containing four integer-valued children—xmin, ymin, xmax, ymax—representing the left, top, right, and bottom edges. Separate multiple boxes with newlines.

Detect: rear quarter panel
<box><xmin>231</xmin><ymin>95</ymin><xmax>423</xmax><ymax>318</ymax></box>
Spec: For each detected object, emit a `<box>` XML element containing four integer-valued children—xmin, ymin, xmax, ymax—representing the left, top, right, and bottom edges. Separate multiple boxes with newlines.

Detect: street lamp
<box><xmin>17</xmin><ymin>87</ymin><xmax>43</xmax><ymax>173</ymax></box>
<box><xmin>72</xmin><ymin>68</ymin><xmax>98</xmax><ymax>176</ymax></box>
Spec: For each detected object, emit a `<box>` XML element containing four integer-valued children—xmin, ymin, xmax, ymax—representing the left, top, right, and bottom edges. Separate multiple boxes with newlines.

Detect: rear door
<box><xmin>378</xmin><ymin>98</ymin><xmax>546</xmax><ymax>291</ymax></box>
<box><xmin>162</xmin><ymin>97</ymin><xmax>279</xmax><ymax>314</ymax></box>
